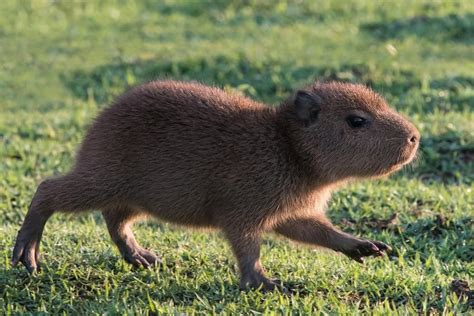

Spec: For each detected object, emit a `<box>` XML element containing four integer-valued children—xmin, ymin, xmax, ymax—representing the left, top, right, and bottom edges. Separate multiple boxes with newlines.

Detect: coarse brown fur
<box><xmin>12</xmin><ymin>80</ymin><xmax>420</xmax><ymax>291</ymax></box>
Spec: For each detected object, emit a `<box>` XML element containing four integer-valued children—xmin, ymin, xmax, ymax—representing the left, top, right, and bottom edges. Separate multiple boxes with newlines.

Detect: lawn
<box><xmin>0</xmin><ymin>0</ymin><xmax>473</xmax><ymax>314</ymax></box>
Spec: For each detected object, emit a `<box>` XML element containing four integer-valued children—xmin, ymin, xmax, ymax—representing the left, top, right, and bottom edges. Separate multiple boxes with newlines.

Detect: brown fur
<box><xmin>12</xmin><ymin>80</ymin><xmax>419</xmax><ymax>290</ymax></box>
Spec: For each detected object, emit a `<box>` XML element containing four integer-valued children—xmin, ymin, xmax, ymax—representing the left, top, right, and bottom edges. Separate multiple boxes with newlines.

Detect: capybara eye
<box><xmin>346</xmin><ymin>115</ymin><xmax>368</xmax><ymax>128</ymax></box>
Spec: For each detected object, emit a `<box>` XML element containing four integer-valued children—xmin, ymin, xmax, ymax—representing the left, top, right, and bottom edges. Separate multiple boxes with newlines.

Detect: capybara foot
<box><xmin>240</xmin><ymin>275</ymin><xmax>288</xmax><ymax>293</ymax></box>
<box><xmin>11</xmin><ymin>230</ymin><xmax>43</xmax><ymax>273</ymax></box>
<box><xmin>343</xmin><ymin>239</ymin><xmax>392</xmax><ymax>263</ymax></box>
<box><xmin>122</xmin><ymin>247</ymin><xmax>161</xmax><ymax>268</ymax></box>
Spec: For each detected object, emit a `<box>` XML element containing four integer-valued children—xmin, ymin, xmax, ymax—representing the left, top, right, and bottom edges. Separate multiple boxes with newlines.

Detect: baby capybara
<box><xmin>12</xmin><ymin>80</ymin><xmax>419</xmax><ymax>290</ymax></box>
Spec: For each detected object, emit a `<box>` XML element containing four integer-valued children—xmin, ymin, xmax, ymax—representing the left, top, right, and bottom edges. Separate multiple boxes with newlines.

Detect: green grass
<box><xmin>1</xmin><ymin>0</ymin><xmax>473</xmax><ymax>314</ymax></box>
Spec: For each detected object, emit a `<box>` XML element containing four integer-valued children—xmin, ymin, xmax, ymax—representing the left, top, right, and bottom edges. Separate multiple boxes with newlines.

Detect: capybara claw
<box><xmin>12</xmin><ymin>230</ymin><xmax>42</xmax><ymax>273</ymax></box>
<box><xmin>345</xmin><ymin>239</ymin><xmax>391</xmax><ymax>263</ymax></box>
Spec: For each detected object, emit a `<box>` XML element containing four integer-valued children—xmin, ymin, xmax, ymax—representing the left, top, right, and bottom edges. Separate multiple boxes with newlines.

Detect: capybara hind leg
<box><xmin>12</xmin><ymin>178</ymin><xmax>62</xmax><ymax>272</ymax></box>
<box><xmin>102</xmin><ymin>207</ymin><xmax>160</xmax><ymax>268</ymax></box>
<box><xmin>225</xmin><ymin>229</ymin><xmax>283</xmax><ymax>291</ymax></box>
<box><xmin>12</xmin><ymin>174</ymin><xmax>106</xmax><ymax>272</ymax></box>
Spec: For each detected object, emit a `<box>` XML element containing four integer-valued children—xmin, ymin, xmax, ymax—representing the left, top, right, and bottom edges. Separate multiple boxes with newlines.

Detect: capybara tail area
<box><xmin>12</xmin><ymin>173</ymin><xmax>113</xmax><ymax>271</ymax></box>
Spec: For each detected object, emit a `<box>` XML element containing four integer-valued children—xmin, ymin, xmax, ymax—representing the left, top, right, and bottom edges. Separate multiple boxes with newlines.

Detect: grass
<box><xmin>0</xmin><ymin>0</ymin><xmax>473</xmax><ymax>314</ymax></box>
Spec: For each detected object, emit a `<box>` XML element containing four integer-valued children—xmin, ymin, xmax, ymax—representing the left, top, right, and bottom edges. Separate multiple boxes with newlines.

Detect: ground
<box><xmin>0</xmin><ymin>0</ymin><xmax>473</xmax><ymax>314</ymax></box>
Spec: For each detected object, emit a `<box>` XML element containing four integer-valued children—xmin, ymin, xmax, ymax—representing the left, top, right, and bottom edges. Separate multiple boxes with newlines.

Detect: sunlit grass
<box><xmin>1</xmin><ymin>0</ymin><xmax>472</xmax><ymax>314</ymax></box>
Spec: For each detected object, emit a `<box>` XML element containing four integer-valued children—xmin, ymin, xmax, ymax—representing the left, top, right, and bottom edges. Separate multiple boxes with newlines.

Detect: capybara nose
<box><xmin>408</xmin><ymin>128</ymin><xmax>420</xmax><ymax>145</ymax></box>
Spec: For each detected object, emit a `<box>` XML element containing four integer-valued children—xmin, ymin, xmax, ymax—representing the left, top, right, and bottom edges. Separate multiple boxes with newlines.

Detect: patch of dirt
<box><xmin>367</xmin><ymin>213</ymin><xmax>399</xmax><ymax>230</ymax></box>
<box><xmin>339</xmin><ymin>214</ymin><xmax>399</xmax><ymax>232</ymax></box>
<box><xmin>340</xmin><ymin>218</ymin><xmax>356</xmax><ymax>229</ymax></box>
<box><xmin>435</xmin><ymin>214</ymin><xmax>447</xmax><ymax>228</ymax></box>
<box><xmin>402</xmin><ymin>214</ymin><xmax>457</xmax><ymax>238</ymax></box>
<box><xmin>451</xmin><ymin>279</ymin><xmax>474</xmax><ymax>307</ymax></box>
<box><xmin>428</xmin><ymin>214</ymin><xmax>449</xmax><ymax>237</ymax></box>
<box><xmin>285</xmin><ymin>281</ymin><xmax>311</xmax><ymax>296</ymax></box>
<box><xmin>460</xmin><ymin>148</ymin><xmax>474</xmax><ymax>164</ymax></box>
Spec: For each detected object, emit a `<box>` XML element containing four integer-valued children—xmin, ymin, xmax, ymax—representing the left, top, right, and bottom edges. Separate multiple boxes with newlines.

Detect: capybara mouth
<box><xmin>376</xmin><ymin>144</ymin><xmax>418</xmax><ymax>177</ymax></box>
<box><xmin>389</xmin><ymin>143</ymin><xmax>419</xmax><ymax>171</ymax></box>
<box><xmin>401</xmin><ymin>143</ymin><xmax>419</xmax><ymax>166</ymax></box>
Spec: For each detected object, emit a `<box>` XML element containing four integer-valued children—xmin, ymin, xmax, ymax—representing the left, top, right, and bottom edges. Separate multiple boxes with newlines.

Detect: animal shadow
<box><xmin>362</xmin><ymin>13</ymin><xmax>474</xmax><ymax>44</ymax></box>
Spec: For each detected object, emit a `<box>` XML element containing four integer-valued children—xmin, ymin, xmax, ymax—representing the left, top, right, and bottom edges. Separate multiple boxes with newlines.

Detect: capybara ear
<box><xmin>294</xmin><ymin>90</ymin><xmax>321</xmax><ymax>127</ymax></box>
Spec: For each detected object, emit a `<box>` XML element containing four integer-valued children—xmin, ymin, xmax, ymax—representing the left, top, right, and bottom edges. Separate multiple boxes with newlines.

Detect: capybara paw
<box><xmin>11</xmin><ymin>231</ymin><xmax>42</xmax><ymax>273</ymax></box>
<box><xmin>123</xmin><ymin>248</ymin><xmax>161</xmax><ymax>268</ymax></box>
<box><xmin>371</xmin><ymin>240</ymin><xmax>392</xmax><ymax>253</ymax></box>
<box><xmin>137</xmin><ymin>248</ymin><xmax>161</xmax><ymax>266</ymax></box>
<box><xmin>240</xmin><ymin>276</ymin><xmax>288</xmax><ymax>293</ymax></box>
<box><xmin>344</xmin><ymin>240</ymin><xmax>392</xmax><ymax>263</ymax></box>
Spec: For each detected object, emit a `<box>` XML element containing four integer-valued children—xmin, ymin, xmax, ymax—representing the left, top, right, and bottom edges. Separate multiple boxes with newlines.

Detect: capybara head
<box><xmin>283</xmin><ymin>82</ymin><xmax>420</xmax><ymax>181</ymax></box>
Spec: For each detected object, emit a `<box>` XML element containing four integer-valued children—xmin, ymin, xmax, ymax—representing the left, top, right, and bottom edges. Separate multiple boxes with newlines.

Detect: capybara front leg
<box><xmin>275</xmin><ymin>216</ymin><xmax>391</xmax><ymax>263</ymax></box>
<box><xmin>225</xmin><ymin>229</ymin><xmax>283</xmax><ymax>291</ymax></box>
